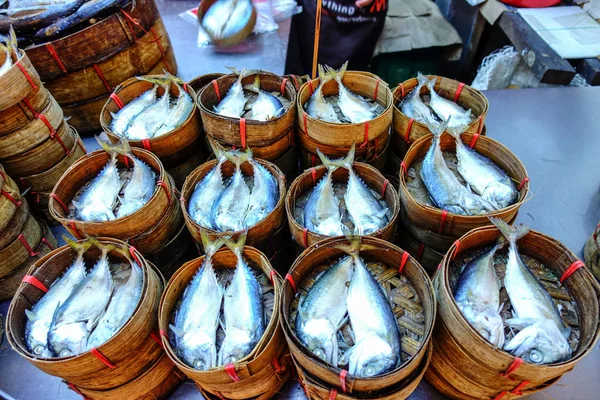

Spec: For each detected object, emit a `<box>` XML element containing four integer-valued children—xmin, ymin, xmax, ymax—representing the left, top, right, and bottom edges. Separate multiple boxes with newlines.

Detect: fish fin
<box><xmin>426</xmin><ymin>77</ymin><xmax>437</xmax><ymax>95</ymax></box>
<box><xmin>488</xmin><ymin>217</ymin><xmax>529</xmax><ymax>244</ymax></box>
<box><xmin>8</xmin><ymin>25</ymin><xmax>17</xmax><ymax>56</ymax></box>
<box><xmin>317</xmin><ymin>64</ymin><xmax>331</xmax><ymax>84</ymax></box>
<box><xmin>465</xmin><ymin>109</ymin><xmax>473</xmax><ymax>118</ymax></box>
<box><xmin>25</xmin><ymin>309</ymin><xmax>38</xmax><ymax>322</ymax></box>
<box><xmin>64</xmin><ymin>236</ymin><xmax>92</xmax><ymax>255</ymax></box>
<box><xmin>331</xmin><ymin>330</ymin><xmax>340</xmax><ymax>366</ymax></box>
<box><xmin>504</xmin><ymin>317</ymin><xmax>541</xmax><ymax>330</ymax></box>
<box><xmin>236</xmin><ymin>147</ymin><xmax>253</xmax><ymax>164</ymax></box>
<box><xmin>336</xmin><ymin>234</ymin><xmax>377</xmax><ymax>257</ymax></box>
<box><xmin>316</xmin><ymin>145</ymin><xmax>354</xmax><ymax>170</ymax></box>
<box><xmin>375</xmin><ymin>208</ymin><xmax>389</xmax><ymax>220</ymax></box>
<box><xmin>416</xmin><ymin>72</ymin><xmax>430</xmax><ymax>87</ymax></box>
<box><xmin>96</xmin><ymin>136</ymin><xmax>133</xmax><ymax>160</ymax></box>
<box><xmin>169</xmin><ymin>324</ymin><xmax>184</xmax><ymax>340</ymax></box>
<box><xmin>88</xmin><ymin>238</ymin><xmax>117</xmax><ymax>257</ymax></box>
<box><xmin>428</xmin><ymin>116</ymin><xmax>451</xmax><ymax>138</ymax></box>
<box><xmin>243</xmin><ymin>75</ymin><xmax>261</xmax><ymax>93</ymax></box>
<box><xmin>224</xmin><ymin>232</ymin><xmax>247</xmax><ymax>256</ymax></box>
<box><xmin>336</xmin><ymin>313</ymin><xmax>349</xmax><ymax>332</ymax></box>
<box><xmin>48</xmin><ymin>301</ymin><xmax>62</xmax><ymax>333</ymax></box>
<box><xmin>136</xmin><ymin>76</ymin><xmax>168</xmax><ymax>86</ymax></box>
<box><xmin>562</xmin><ymin>326</ymin><xmax>571</xmax><ymax>340</ymax></box>
<box><xmin>200</xmin><ymin>230</ymin><xmax>226</xmax><ymax>257</ymax></box>
<box><xmin>226</xmin><ymin>66</ymin><xmax>241</xmax><ymax>76</ymax></box>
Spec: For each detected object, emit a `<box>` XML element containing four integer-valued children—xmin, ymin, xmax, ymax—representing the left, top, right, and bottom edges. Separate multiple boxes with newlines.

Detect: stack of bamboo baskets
<box><xmin>0</xmin><ymin>45</ymin><xmax>85</xmax><ymax>221</ymax></box>
<box><xmin>397</xmin><ymin>131</ymin><xmax>530</xmax><ymax>274</ymax></box>
<box><xmin>584</xmin><ymin>223</ymin><xmax>600</xmax><ymax>280</ymax></box>
<box><xmin>49</xmin><ymin>148</ymin><xmax>190</xmax><ymax>278</ymax></box>
<box><xmin>198</xmin><ymin>71</ymin><xmax>299</xmax><ymax>182</ymax></box>
<box><xmin>24</xmin><ymin>0</ymin><xmax>176</xmax><ymax>134</ymax></box>
<box><xmin>6</xmin><ymin>238</ymin><xmax>183</xmax><ymax>399</ymax></box>
<box><xmin>296</xmin><ymin>70</ymin><xmax>393</xmax><ymax>173</ymax></box>
<box><xmin>281</xmin><ymin>237</ymin><xmax>435</xmax><ymax>399</ymax></box>
<box><xmin>0</xmin><ymin>165</ymin><xmax>57</xmax><ymax>301</ymax></box>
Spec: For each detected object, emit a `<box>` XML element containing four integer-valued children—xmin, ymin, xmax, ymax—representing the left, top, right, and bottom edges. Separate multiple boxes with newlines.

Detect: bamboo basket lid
<box><xmin>49</xmin><ymin>147</ymin><xmax>174</xmax><ymax>239</ymax></box>
<box><xmin>296</xmin><ymin>72</ymin><xmax>393</xmax><ymax>147</ymax></box>
<box><xmin>281</xmin><ymin>236</ymin><xmax>436</xmax><ymax>394</ymax></box>
<box><xmin>0</xmin><ymin>87</ymin><xmax>50</xmax><ymax>136</ymax></box>
<box><xmin>285</xmin><ymin>161</ymin><xmax>399</xmax><ymax>248</ymax></box>
<box><xmin>0</xmin><ymin>49</ymin><xmax>43</xmax><ymax>112</ymax></box>
<box><xmin>24</xmin><ymin>0</ymin><xmax>160</xmax><ymax>80</ymax></box>
<box><xmin>392</xmin><ymin>75</ymin><xmax>489</xmax><ymax>143</ymax></box>
<box><xmin>198</xmin><ymin>71</ymin><xmax>297</xmax><ymax>147</ymax></box>
<box><xmin>181</xmin><ymin>157</ymin><xmax>287</xmax><ymax>248</ymax></box>
<box><xmin>399</xmin><ymin>132</ymin><xmax>530</xmax><ymax>237</ymax></box>
<box><xmin>429</xmin><ymin>225</ymin><xmax>600</xmax><ymax>399</ymax></box>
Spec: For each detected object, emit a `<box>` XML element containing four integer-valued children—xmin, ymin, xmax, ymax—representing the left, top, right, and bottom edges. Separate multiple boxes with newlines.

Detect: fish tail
<box><xmin>243</xmin><ymin>75</ymin><xmax>261</xmax><ymax>93</ymax></box>
<box><xmin>64</xmin><ymin>236</ymin><xmax>93</xmax><ymax>255</ymax></box>
<box><xmin>8</xmin><ymin>25</ymin><xmax>17</xmax><ymax>53</ymax></box>
<box><xmin>224</xmin><ymin>232</ymin><xmax>247</xmax><ymax>256</ymax></box>
<box><xmin>336</xmin><ymin>233</ymin><xmax>378</xmax><ymax>257</ymax></box>
<box><xmin>97</xmin><ymin>136</ymin><xmax>133</xmax><ymax>159</ymax></box>
<box><xmin>88</xmin><ymin>238</ymin><xmax>117</xmax><ymax>257</ymax></box>
<box><xmin>325</xmin><ymin>61</ymin><xmax>347</xmax><ymax>84</ymax></box>
<box><xmin>236</xmin><ymin>147</ymin><xmax>253</xmax><ymax>164</ymax></box>
<box><xmin>446</xmin><ymin>124</ymin><xmax>469</xmax><ymax>142</ymax></box>
<box><xmin>136</xmin><ymin>76</ymin><xmax>167</xmax><ymax>86</ymax></box>
<box><xmin>428</xmin><ymin>117</ymin><xmax>451</xmax><ymax>139</ymax></box>
<box><xmin>318</xmin><ymin>64</ymin><xmax>332</xmax><ymax>84</ymax></box>
<box><xmin>416</xmin><ymin>72</ymin><xmax>429</xmax><ymax>87</ymax></box>
<box><xmin>211</xmin><ymin>141</ymin><xmax>227</xmax><ymax>162</ymax></box>
<box><xmin>426</xmin><ymin>77</ymin><xmax>437</xmax><ymax>93</ymax></box>
<box><xmin>316</xmin><ymin>148</ymin><xmax>337</xmax><ymax>171</ymax></box>
<box><xmin>488</xmin><ymin>217</ymin><xmax>529</xmax><ymax>244</ymax></box>
<box><xmin>200</xmin><ymin>229</ymin><xmax>226</xmax><ymax>256</ymax></box>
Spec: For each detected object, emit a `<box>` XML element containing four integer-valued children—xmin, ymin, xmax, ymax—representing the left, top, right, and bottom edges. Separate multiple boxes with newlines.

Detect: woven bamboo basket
<box><xmin>281</xmin><ymin>236</ymin><xmax>435</xmax><ymax>394</ymax></box>
<box><xmin>400</xmin><ymin>132</ymin><xmax>529</xmax><ymax>237</ymax></box>
<box><xmin>74</xmin><ymin>354</ymin><xmax>183</xmax><ymax>400</ymax></box>
<box><xmin>167</xmin><ymin>146</ymin><xmax>205</xmax><ymax>189</ymax></box>
<box><xmin>283</xmin><ymin>74</ymin><xmax>309</xmax><ymax>93</ymax></box>
<box><xmin>0</xmin><ymin>214</ymin><xmax>42</xmax><ymax>277</ymax></box>
<box><xmin>6</xmin><ymin>238</ymin><xmax>165</xmax><ymax>390</ymax></box>
<box><xmin>26</xmin><ymin>190</ymin><xmax>54</xmax><ymax>223</ymax></box>
<box><xmin>46</xmin><ymin>18</ymin><xmax>173</xmax><ymax>106</ymax></box>
<box><xmin>49</xmin><ymin>148</ymin><xmax>174</xmax><ymax>240</ymax></box>
<box><xmin>62</xmin><ymin>48</ymin><xmax>178</xmax><ymax>134</ymax></box>
<box><xmin>198</xmin><ymin>71</ymin><xmax>296</xmax><ymax>149</ymax></box>
<box><xmin>584</xmin><ymin>223</ymin><xmax>600</xmax><ymax>280</ymax></box>
<box><xmin>427</xmin><ymin>225</ymin><xmax>600</xmax><ymax>399</ymax></box>
<box><xmin>196</xmin><ymin>0</ymin><xmax>257</xmax><ymax>48</ymax></box>
<box><xmin>0</xmin><ymin>87</ymin><xmax>50</xmax><ymax>136</ymax></box>
<box><xmin>0</xmin><ymin>166</ymin><xmax>23</xmax><ymax>233</ymax></box>
<box><xmin>285</xmin><ymin>162</ymin><xmax>399</xmax><ymax>249</ymax></box>
<box><xmin>0</xmin><ymin>49</ymin><xmax>43</xmax><ymax>111</ymax></box>
<box><xmin>1</xmin><ymin>121</ymin><xmax>76</xmax><ymax>177</ymax></box>
<box><xmin>181</xmin><ymin>158</ymin><xmax>287</xmax><ymax>249</ymax></box>
<box><xmin>392</xmin><ymin>76</ymin><xmax>488</xmax><ymax>146</ymax></box>
<box><xmin>0</xmin><ymin>193</ymin><xmax>30</xmax><ymax>250</ymax></box>
<box><xmin>206</xmin><ymin>128</ymin><xmax>295</xmax><ymax>161</ymax></box>
<box><xmin>147</xmin><ymin>221</ymin><xmax>194</xmax><ymax>280</ymax></box>
<box><xmin>188</xmin><ymin>73</ymin><xmax>225</xmax><ymax>93</ymax></box>
<box><xmin>24</xmin><ymin>0</ymin><xmax>160</xmax><ymax>80</ymax></box>
<box><xmin>271</xmin><ymin>143</ymin><xmax>298</xmax><ymax>185</ymax></box>
<box><xmin>296</xmin><ymin>73</ymin><xmax>392</xmax><ymax>147</ymax></box>
<box><xmin>0</xmin><ymin>220</ymin><xmax>57</xmax><ymax>301</ymax></box>
<box><xmin>396</xmin><ymin>218</ymin><xmax>445</xmax><ymax>276</ymax></box>
<box><xmin>159</xmin><ymin>246</ymin><xmax>292</xmax><ymax>399</ymax></box>
<box><xmin>294</xmin><ymin>345</ymin><xmax>432</xmax><ymax>400</ymax></box>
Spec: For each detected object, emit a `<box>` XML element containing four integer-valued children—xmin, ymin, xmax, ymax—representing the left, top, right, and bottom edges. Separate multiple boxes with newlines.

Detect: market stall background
<box><xmin>1</xmin><ymin>1</ymin><xmax>600</xmax><ymax>399</ymax></box>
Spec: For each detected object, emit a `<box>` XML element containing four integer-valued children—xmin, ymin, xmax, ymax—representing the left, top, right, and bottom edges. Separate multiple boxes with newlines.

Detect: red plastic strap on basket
<box><xmin>302</xmin><ymin>227</ymin><xmax>309</xmax><ymax>248</ymax></box>
<box><xmin>21</xmin><ymin>97</ymin><xmax>36</xmax><ymax>115</ymax></box>
<box><xmin>30</xmin><ymin>190</ymin><xmax>41</xmax><ymax>204</ymax></box>
<box><xmin>22</xmin><ymin>275</ymin><xmax>48</xmax><ymax>293</ymax></box>
<box><xmin>438</xmin><ymin>210</ymin><xmax>448</xmax><ymax>234</ymax></box>
<box><xmin>518</xmin><ymin>177</ymin><xmax>529</xmax><ymax>191</ymax></box>
<box><xmin>37</xmin><ymin>112</ymin><xmax>56</xmax><ymax>136</ymax></box>
<box><xmin>157</xmin><ymin>180</ymin><xmax>172</xmax><ymax>205</ymax></box>
<box><xmin>128</xmin><ymin>246</ymin><xmax>143</xmax><ymax>266</ymax></box>
<box><xmin>399</xmin><ymin>251</ymin><xmax>410</xmax><ymax>274</ymax></box>
<box><xmin>16</xmin><ymin>62</ymin><xmax>38</xmax><ymax>90</ymax></box>
<box><xmin>53</xmin><ymin>131</ymin><xmax>71</xmax><ymax>155</ymax></box>
<box><xmin>150</xmin><ymin>331</ymin><xmax>163</xmax><ymax>348</ymax></box>
<box><xmin>416</xmin><ymin>243</ymin><xmax>425</xmax><ymax>261</ymax></box>
<box><xmin>501</xmin><ymin>357</ymin><xmax>523</xmax><ymax>378</ymax></box>
<box><xmin>239</xmin><ymin>118</ymin><xmax>247</xmax><ymax>148</ymax></box>
<box><xmin>1</xmin><ymin>189</ymin><xmax>22</xmax><ymax>206</ymax></box>
<box><xmin>308</xmin><ymin>80</ymin><xmax>314</xmax><ymax>95</ymax></box>
<box><xmin>159</xmin><ymin>329</ymin><xmax>168</xmax><ymax>338</ymax></box>
<box><xmin>468</xmin><ymin>133</ymin><xmax>480</xmax><ymax>148</ymax></box>
<box><xmin>329</xmin><ymin>389</ymin><xmax>338</xmax><ymax>400</ymax></box>
<box><xmin>120</xmin><ymin>9</ymin><xmax>145</xmax><ymax>42</ymax></box>
<box><xmin>50</xmin><ymin>193</ymin><xmax>68</xmax><ymax>213</ymax></box>
<box><xmin>303</xmin><ymin>113</ymin><xmax>308</xmax><ymax>135</ymax></box>
<box><xmin>404</xmin><ymin>118</ymin><xmax>414</xmax><ymax>143</ymax></box>
<box><xmin>477</xmin><ymin>116</ymin><xmax>484</xmax><ymax>134</ymax></box>
<box><xmin>510</xmin><ymin>380</ymin><xmax>530</xmax><ymax>396</ymax></box>
<box><xmin>141</xmin><ymin>138</ymin><xmax>152</xmax><ymax>151</ymax></box>
<box><xmin>93</xmin><ymin>64</ymin><xmax>112</xmax><ymax>93</ymax></box>
<box><xmin>90</xmin><ymin>348</ymin><xmax>116</xmax><ymax>369</ymax></box>
<box><xmin>339</xmin><ymin>369</ymin><xmax>348</xmax><ymax>393</ymax></box>
<box><xmin>453</xmin><ymin>82</ymin><xmax>465</xmax><ymax>103</ymax></box>
<box><xmin>398</xmin><ymin>82</ymin><xmax>405</xmax><ymax>99</ymax></box>
<box><xmin>110</xmin><ymin>92</ymin><xmax>125</xmax><ymax>109</ymax></box>
<box><xmin>373</xmin><ymin>78</ymin><xmax>381</xmax><ymax>101</ymax></box>
<box><xmin>381</xmin><ymin>179</ymin><xmax>389</xmax><ymax>198</ymax></box>
<box><xmin>272</xmin><ymin>357</ymin><xmax>285</xmax><ymax>374</ymax></box>
<box><xmin>559</xmin><ymin>260</ymin><xmax>585</xmax><ymax>284</ymax></box>
<box><xmin>19</xmin><ymin>234</ymin><xmax>39</xmax><ymax>257</ymax></box>
<box><xmin>182</xmin><ymin>82</ymin><xmax>189</xmax><ymax>94</ymax></box>
<box><xmin>452</xmin><ymin>240</ymin><xmax>461</xmax><ymax>260</ymax></box>
<box><xmin>311</xmin><ymin>154</ymin><xmax>317</xmax><ymax>168</ymax></box>
<box><xmin>400</xmin><ymin>161</ymin><xmax>408</xmax><ymax>176</ymax></box>
<box><xmin>68</xmin><ymin>220</ymin><xmax>83</xmax><ymax>239</ymax></box>
<box><xmin>285</xmin><ymin>273</ymin><xmax>297</xmax><ymax>292</ymax></box>
<box><xmin>225</xmin><ymin>363</ymin><xmax>241</xmax><ymax>382</ymax></box>
<box><xmin>212</xmin><ymin>80</ymin><xmax>221</xmax><ymax>102</ymax></box>
<box><xmin>267</xmin><ymin>270</ymin><xmax>277</xmax><ymax>285</ymax></box>
<box><xmin>280</xmin><ymin>78</ymin><xmax>288</xmax><ymax>95</ymax></box>
<box><xmin>20</xmin><ymin>176</ymin><xmax>30</xmax><ymax>189</ymax></box>
<box><xmin>41</xmin><ymin>237</ymin><xmax>55</xmax><ymax>251</ymax></box>
<box><xmin>45</xmin><ymin>43</ymin><xmax>67</xmax><ymax>73</ymax></box>
<box><xmin>150</xmin><ymin>26</ymin><xmax>170</xmax><ymax>72</ymax></box>
<box><xmin>67</xmin><ymin>382</ymin><xmax>90</xmax><ymax>400</ymax></box>
<box><xmin>360</xmin><ymin>121</ymin><xmax>370</xmax><ymax>149</ymax></box>
<box><xmin>291</xmin><ymin>74</ymin><xmax>300</xmax><ymax>90</ymax></box>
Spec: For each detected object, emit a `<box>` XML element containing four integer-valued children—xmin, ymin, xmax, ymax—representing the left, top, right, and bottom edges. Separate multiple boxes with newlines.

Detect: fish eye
<box><xmin>59</xmin><ymin>349</ymin><xmax>71</xmax><ymax>357</ymax></box>
<box><xmin>478</xmin><ymin>329</ymin><xmax>490</xmax><ymax>339</ymax></box>
<box><xmin>529</xmin><ymin>350</ymin><xmax>543</xmax><ymax>364</ymax></box>
<box><xmin>313</xmin><ymin>349</ymin><xmax>325</xmax><ymax>358</ymax></box>
<box><xmin>194</xmin><ymin>360</ymin><xmax>206</xmax><ymax>369</ymax></box>
<box><xmin>365</xmin><ymin>367</ymin><xmax>375</xmax><ymax>376</ymax></box>
<box><xmin>33</xmin><ymin>345</ymin><xmax>44</xmax><ymax>355</ymax></box>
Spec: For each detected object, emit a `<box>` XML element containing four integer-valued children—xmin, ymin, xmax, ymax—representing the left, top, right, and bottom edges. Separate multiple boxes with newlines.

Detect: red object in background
<box><xmin>499</xmin><ymin>0</ymin><xmax>561</xmax><ymax>7</ymax></box>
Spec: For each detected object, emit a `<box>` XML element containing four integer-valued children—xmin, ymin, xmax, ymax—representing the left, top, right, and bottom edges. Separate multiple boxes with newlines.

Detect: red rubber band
<box><xmin>399</xmin><ymin>251</ymin><xmax>410</xmax><ymax>274</ymax></box>
<box><xmin>22</xmin><ymin>275</ymin><xmax>48</xmax><ymax>293</ymax></box>
<box><xmin>269</xmin><ymin>270</ymin><xmax>276</xmax><ymax>285</ymax></box>
<box><xmin>373</xmin><ymin>78</ymin><xmax>381</xmax><ymax>101</ymax></box>
<box><xmin>41</xmin><ymin>238</ymin><xmax>55</xmax><ymax>251</ymax></box>
<box><xmin>120</xmin><ymin>9</ymin><xmax>146</xmax><ymax>42</ymax></box>
<box><xmin>90</xmin><ymin>348</ymin><xmax>116</xmax><ymax>369</ymax></box>
<box><xmin>225</xmin><ymin>363</ymin><xmax>241</xmax><ymax>382</ymax></box>
<box><xmin>400</xmin><ymin>161</ymin><xmax>408</xmax><ymax>176</ymax></box>
<box><xmin>157</xmin><ymin>180</ymin><xmax>172</xmax><ymax>205</ymax></box>
<box><xmin>92</xmin><ymin>64</ymin><xmax>112</xmax><ymax>93</ymax></box>
<box><xmin>452</xmin><ymin>240</ymin><xmax>461</xmax><ymax>260</ymax></box>
<box><xmin>494</xmin><ymin>390</ymin><xmax>509</xmax><ymax>400</ymax></box>
<box><xmin>110</xmin><ymin>92</ymin><xmax>125</xmax><ymax>109</ymax></box>
<box><xmin>381</xmin><ymin>179</ymin><xmax>389</xmax><ymax>198</ymax></box>
<box><xmin>30</xmin><ymin>191</ymin><xmax>40</xmax><ymax>204</ymax></box>
<box><xmin>150</xmin><ymin>331</ymin><xmax>163</xmax><ymax>348</ymax></box>
<box><xmin>272</xmin><ymin>357</ymin><xmax>285</xmax><ymax>374</ymax></box>
<box><xmin>128</xmin><ymin>246</ymin><xmax>143</xmax><ymax>266</ymax></box>
<box><xmin>477</xmin><ymin>115</ymin><xmax>484</xmax><ymax>134</ymax></box>
<box><xmin>308</xmin><ymin>80</ymin><xmax>314</xmax><ymax>95</ymax></box>
<box><xmin>309</xmin><ymin>167</ymin><xmax>318</xmax><ymax>185</ymax></box>
<box><xmin>453</xmin><ymin>82</ymin><xmax>465</xmax><ymax>103</ymax></box>
<box><xmin>303</xmin><ymin>113</ymin><xmax>308</xmax><ymax>134</ymax></box>
<box><xmin>416</xmin><ymin>243</ymin><xmax>425</xmax><ymax>261</ymax></box>
<box><xmin>311</xmin><ymin>154</ymin><xmax>316</xmax><ymax>168</ymax></box>
<box><xmin>398</xmin><ymin>82</ymin><xmax>405</xmax><ymax>99</ymax></box>
<box><xmin>68</xmin><ymin>220</ymin><xmax>83</xmax><ymax>240</ymax></box>
<box><xmin>339</xmin><ymin>370</ymin><xmax>348</xmax><ymax>393</ymax></box>
<box><xmin>212</xmin><ymin>80</ymin><xmax>221</xmax><ymax>102</ymax></box>
<box><xmin>16</xmin><ymin>62</ymin><xmax>38</xmax><ymax>90</ymax></box>
<box><xmin>439</xmin><ymin>210</ymin><xmax>448</xmax><ymax>234</ymax></box>
<box><xmin>501</xmin><ymin>357</ymin><xmax>523</xmax><ymax>378</ymax></box>
<box><xmin>469</xmin><ymin>133</ymin><xmax>480</xmax><ymax>149</ymax></box>
<box><xmin>159</xmin><ymin>329</ymin><xmax>168</xmax><ymax>338</ymax></box>
<box><xmin>360</xmin><ymin>121</ymin><xmax>369</xmax><ymax>149</ymax></box>
<box><xmin>302</xmin><ymin>227</ymin><xmax>309</xmax><ymax>248</ymax></box>
<box><xmin>37</xmin><ymin>113</ymin><xmax>56</xmax><ymax>136</ymax></box>
<box><xmin>19</xmin><ymin>234</ymin><xmax>39</xmax><ymax>257</ymax></box>
<box><xmin>510</xmin><ymin>381</ymin><xmax>530</xmax><ymax>396</ymax></box>
<box><xmin>21</xmin><ymin>97</ymin><xmax>36</xmax><ymax>115</ymax></box>
<box><xmin>1</xmin><ymin>190</ymin><xmax>22</xmax><ymax>206</ymax></box>
<box><xmin>329</xmin><ymin>389</ymin><xmax>338</xmax><ymax>400</ymax></box>
<box><xmin>67</xmin><ymin>382</ymin><xmax>90</xmax><ymax>400</ymax></box>
<box><xmin>141</xmin><ymin>138</ymin><xmax>152</xmax><ymax>151</ymax></box>
<box><xmin>404</xmin><ymin>118</ymin><xmax>414</xmax><ymax>143</ymax></box>
<box><xmin>45</xmin><ymin>43</ymin><xmax>67</xmax><ymax>73</ymax></box>
<box><xmin>291</xmin><ymin>75</ymin><xmax>299</xmax><ymax>90</ymax></box>
<box><xmin>518</xmin><ymin>177</ymin><xmax>529</xmax><ymax>191</ymax></box>
<box><xmin>280</xmin><ymin>78</ymin><xmax>288</xmax><ymax>95</ymax></box>
<box><xmin>50</xmin><ymin>193</ymin><xmax>68</xmax><ymax>213</ymax></box>
<box><xmin>239</xmin><ymin>118</ymin><xmax>247</xmax><ymax>148</ymax></box>
<box><xmin>285</xmin><ymin>274</ymin><xmax>297</xmax><ymax>292</ymax></box>
<box><xmin>559</xmin><ymin>260</ymin><xmax>584</xmax><ymax>284</ymax></box>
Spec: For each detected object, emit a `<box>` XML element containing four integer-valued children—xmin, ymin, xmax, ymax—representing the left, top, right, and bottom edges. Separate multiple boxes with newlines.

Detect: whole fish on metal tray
<box><xmin>306</xmin><ymin>64</ymin><xmax>339</xmax><ymax>123</ymax></box>
<box><xmin>327</xmin><ymin>62</ymin><xmax>375</xmax><ymax>124</ymax></box>
<box><xmin>420</xmin><ymin>118</ymin><xmax>495</xmax><ymax>216</ymax></box>
<box><xmin>426</xmin><ymin>78</ymin><xmax>474</xmax><ymax>128</ymax></box>
<box><xmin>243</xmin><ymin>75</ymin><xmax>284</xmax><ymax>121</ymax></box>
<box><xmin>87</xmin><ymin>250</ymin><xmax>143</xmax><ymax>350</ymax></box>
<box><xmin>296</xmin><ymin>255</ymin><xmax>354</xmax><ymax>365</ymax></box>
<box><xmin>447</xmin><ymin>127</ymin><xmax>517</xmax><ymax>210</ymax></box>
<box><xmin>341</xmin><ymin>237</ymin><xmax>400</xmax><ymax>377</ymax></box>
<box><xmin>454</xmin><ymin>241</ymin><xmax>505</xmax><ymax>348</ymax></box>
<box><xmin>114</xmin><ymin>141</ymin><xmax>156</xmax><ymax>218</ymax></box>
<box><xmin>213</xmin><ymin>67</ymin><xmax>251</xmax><ymax>118</ymax></box>
<box><xmin>154</xmin><ymin>77</ymin><xmax>194</xmax><ymax>137</ymax></box>
<box><xmin>171</xmin><ymin>232</ymin><xmax>225</xmax><ymax>370</ymax></box>
<box><xmin>0</xmin><ymin>0</ymin><xmax>85</xmax><ymax>32</ymax></box>
<box><xmin>219</xmin><ymin>234</ymin><xmax>265</xmax><ymax>364</ymax></box>
<box><xmin>303</xmin><ymin>148</ymin><xmax>351</xmax><ymax>236</ymax></box>
<box><xmin>490</xmin><ymin>218</ymin><xmax>571</xmax><ymax>364</ymax></box>
<box><xmin>110</xmin><ymin>85</ymin><xmax>158</xmax><ymax>137</ymax></box>
<box><xmin>188</xmin><ymin>147</ymin><xmax>226</xmax><ymax>230</ymax></box>
<box><xmin>73</xmin><ymin>138</ymin><xmax>122</xmax><ymax>222</ymax></box>
<box><xmin>126</xmin><ymin>78</ymin><xmax>171</xmax><ymax>140</ymax></box>
<box><xmin>244</xmin><ymin>156</ymin><xmax>278</xmax><ymax>228</ymax></box>
<box><xmin>25</xmin><ymin>238</ymin><xmax>91</xmax><ymax>358</ymax></box>
<box><xmin>48</xmin><ymin>239</ymin><xmax>115</xmax><ymax>357</ymax></box>
<box><xmin>211</xmin><ymin>149</ymin><xmax>252</xmax><ymax>232</ymax></box>
<box><xmin>0</xmin><ymin>26</ymin><xmax>16</xmax><ymax>76</ymax></box>
<box><xmin>336</xmin><ymin>144</ymin><xmax>388</xmax><ymax>234</ymax></box>
<box><xmin>400</xmin><ymin>72</ymin><xmax>438</xmax><ymax>125</ymax></box>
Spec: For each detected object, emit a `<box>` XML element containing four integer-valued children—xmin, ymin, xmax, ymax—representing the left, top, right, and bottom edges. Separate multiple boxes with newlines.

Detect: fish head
<box><xmin>463</xmin><ymin>307</ymin><xmax>505</xmax><ymax>348</ymax></box>
<box><xmin>219</xmin><ymin>328</ymin><xmax>256</xmax><ymax>364</ymax></box>
<box><xmin>49</xmin><ymin>322</ymin><xmax>89</xmax><ymax>357</ymax></box>
<box><xmin>484</xmin><ymin>182</ymin><xmax>518</xmax><ymax>210</ymax></box>
<box><xmin>299</xmin><ymin>318</ymin><xmax>337</xmax><ymax>364</ymax></box>
<box><xmin>79</xmin><ymin>202</ymin><xmax>115</xmax><ymax>222</ymax></box>
<box><xmin>462</xmin><ymin>193</ymin><xmax>496</xmax><ymax>215</ymax></box>
<box><xmin>347</xmin><ymin>333</ymin><xmax>396</xmax><ymax>378</ymax></box>
<box><xmin>28</xmin><ymin>327</ymin><xmax>53</xmax><ymax>358</ymax></box>
<box><xmin>180</xmin><ymin>330</ymin><xmax>217</xmax><ymax>370</ymax></box>
<box><xmin>314</xmin><ymin>216</ymin><xmax>344</xmax><ymax>237</ymax></box>
<box><xmin>504</xmin><ymin>319</ymin><xmax>571</xmax><ymax>364</ymax></box>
